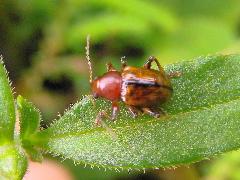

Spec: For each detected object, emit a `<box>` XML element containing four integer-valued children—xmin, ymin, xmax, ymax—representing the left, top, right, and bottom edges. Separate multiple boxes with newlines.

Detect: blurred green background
<box><xmin>1</xmin><ymin>0</ymin><xmax>240</xmax><ymax>179</ymax></box>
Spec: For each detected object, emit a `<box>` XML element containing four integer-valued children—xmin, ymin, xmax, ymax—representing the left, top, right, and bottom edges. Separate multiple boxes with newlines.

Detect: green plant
<box><xmin>0</xmin><ymin>54</ymin><xmax>240</xmax><ymax>179</ymax></box>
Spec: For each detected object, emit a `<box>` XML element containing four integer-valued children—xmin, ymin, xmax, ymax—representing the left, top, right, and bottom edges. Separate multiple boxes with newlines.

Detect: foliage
<box><xmin>0</xmin><ymin>58</ymin><xmax>15</xmax><ymax>142</ymax></box>
<box><xmin>0</xmin><ymin>57</ymin><xmax>27</xmax><ymax>179</ymax></box>
<box><xmin>17</xmin><ymin>96</ymin><xmax>43</xmax><ymax>162</ymax></box>
<box><xmin>28</xmin><ymin>55</ymin><xmax>240</xmax><ymax>170</ymax></box>
<box><xmin>1</xmin><ymin>51</ymin><xmax>240</xmax><ymax>178</ymax></box>
<box><xmin>1</xmin><ymin>0</ymin><xmax>240</xmax><ymax>179</ymax></box>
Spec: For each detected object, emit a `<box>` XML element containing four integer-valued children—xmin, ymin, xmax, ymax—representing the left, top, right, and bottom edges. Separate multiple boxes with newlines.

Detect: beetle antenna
<box><xmin>85</xmin><ymin>35</ymin><xmax>93</xmax><ymax>83</ymax></box>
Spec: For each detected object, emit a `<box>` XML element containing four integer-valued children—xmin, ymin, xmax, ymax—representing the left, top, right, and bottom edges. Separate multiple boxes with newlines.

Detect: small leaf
<box><xmin>17</xmin><ymin>95</ymin><xmax>40</xmax><ymax>139</ymax></box>
<box><xmin>17</xmin><ymin>95</ymin><xmax>43</xmax><ymax>162</ymax></box>
<box><xmin>34</xmin><ymin>55</ymin><xmax>240</xmax><ymax>169</ymax></box>
<box><xmin>0</xmin><ymin>143</ymin><xmax>28</xmax><ymax>180</ymax></box>
<box><xmin>0</xmin><ymin>57</ymin><xmax>15</xmax><ymax>142</ymax></box>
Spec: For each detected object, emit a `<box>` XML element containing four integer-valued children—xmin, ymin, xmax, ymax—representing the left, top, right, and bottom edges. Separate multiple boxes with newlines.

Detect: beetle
<box><xmin>85</xmin><ymin>36</ymin><xmax>179</xmax><ymax>124</ymax></box>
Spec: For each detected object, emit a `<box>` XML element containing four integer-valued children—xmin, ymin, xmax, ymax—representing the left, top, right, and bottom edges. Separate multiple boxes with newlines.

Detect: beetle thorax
<box><xmin>91</xmin><ymin>71</ymin><xmax>122</xmax><ymax>101</ymax></box>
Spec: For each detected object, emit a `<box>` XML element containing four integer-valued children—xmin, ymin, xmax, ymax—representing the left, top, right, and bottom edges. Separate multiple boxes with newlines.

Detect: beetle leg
<box><xmin>127</xmin><ymin>105</ymin><xmax>141</xmax><ymax>118</ymax></box>
<box><xmin>121</xmin><ymin>56</ymin><xmax>127</xmax><ymax>69</ymax></box>
<box><xmin>95</xmin><ymin>111</ymin><xmax>117</xmax><ymax>139</ymax></box>
<box><xmin>89</xmin><ymin>94</ymin><xmax>96</xmax><ymax>107</ymax></box>
<box><xmin>111</xmin><ymin>101</ymin><xmax>119</xmax><ymax>120</ymax></box>
<box><xmin>141</xmin><ymin>107</ymin><xmax>164</xmax><ymax>118</ymax></box>
<box><xmin>106</xmin><ymin>62</ymin><xmax>116</xmax><ymax>72</ymax></box>
<box><xmin>95</xmin><ymin>110</ymin><xmax>110</xmax><ymax>126</ymax></box>
<box><xmin>144</xmin><ymin>56</ymin><xmax>164</xmax><ymax>72</ymax></box>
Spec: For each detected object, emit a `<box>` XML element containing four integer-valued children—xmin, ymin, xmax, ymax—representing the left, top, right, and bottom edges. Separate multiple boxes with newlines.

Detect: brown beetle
<box><xmin>85</xmin><ymin>36</ymin><xmax>178</xmax><ymax>124</ymax></box>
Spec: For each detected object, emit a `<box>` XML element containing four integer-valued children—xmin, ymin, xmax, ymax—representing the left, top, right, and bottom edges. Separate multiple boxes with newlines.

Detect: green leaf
<box><xmin>0</xmin><ymin>58</ymin><xmax>28</xmax><ymax>179</ymax></box>
<box><xmin>17</xmin><ymin>95</ymin><xmax>43</xmax><ymax>162</ymax></box>
<box><xmin>0</xmin><ymin>57</ymin><xmax>15</xmax><ymax>142</ymax></box>
<box><xmin>0</xmin><ymin>143</ymin><xmax>28</xmax><ymax>180</ymax></box>
<box><xmin>33</xmin><ymin>55</ymin><xmax>240</xmax><ymax>169</ymax></box>
<box><xmin>17</xmin><ymin>95</ymin><xmax>40</xmax><ymax>140</ymax></box>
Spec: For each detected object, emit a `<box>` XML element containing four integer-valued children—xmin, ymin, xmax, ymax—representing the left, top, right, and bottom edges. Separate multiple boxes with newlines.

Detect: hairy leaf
<box><xmin>0</xmin><ymin>57</ymin><xmax>15</xmax><ymax>141</ymax></box>
<box><xmin>17</xmin><ymin>95</ymin><xmax>43</xmax><ymax>162</ymax></box>
<box><xmin>34</xmin><ymin>55</ymin><xmax>240</xmax><ymax>169</ymax></box>
<box><xmin>0</xmin><ymin>58</ymin><xmax>28</xmax><ymax>179</ymax></box>
<box><xmin>17</xmin><ymin>95</ymin><xmax>40</xmax><ymax>140</ymax></box>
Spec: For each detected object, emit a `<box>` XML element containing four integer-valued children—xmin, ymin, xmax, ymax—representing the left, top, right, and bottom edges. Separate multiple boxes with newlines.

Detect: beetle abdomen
<box><xmin>121</xmin><ymin>66</ymin><xmax>172</xmax><ymax>107</ymax></box>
